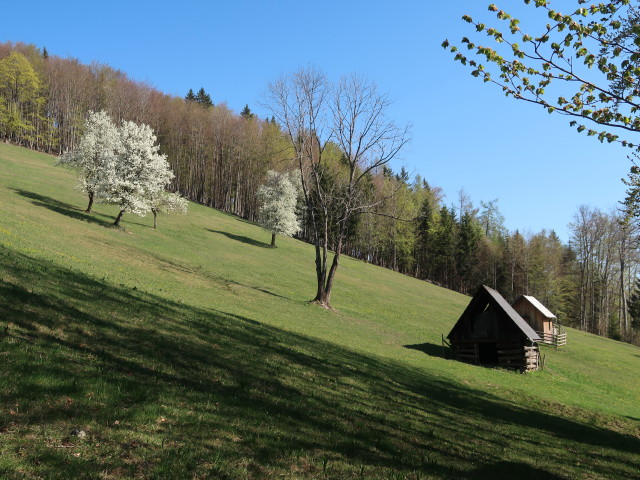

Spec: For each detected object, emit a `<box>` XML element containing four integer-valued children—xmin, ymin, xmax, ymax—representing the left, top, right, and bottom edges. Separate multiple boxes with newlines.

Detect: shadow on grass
<box><xmin>12</xmin><ymin>188</ymin><xmax>153</xmax><ymax>230</ymax></box>
<box><xmin>0</xmin><ymin>244</ymin><xmax>639</xmax><ymax>479</ymax></box>
<box><xmin>207</xmin><ymin>229</ymin><xmax>271</xmax><ymax>248</ymax></box>
<box><xmin>404</xmin><ymin>342</ymin><xmax>449</xmax><ymax>358</ymax></box>
<box><xmin>12</xmin><ymin>188</ymin><xmax>113</xmax><ymax>228</ymax></box>
<box><xmin>467</xmin><ymin>461</ymin><xmax>566</xmax><ymax>480</ymax></box>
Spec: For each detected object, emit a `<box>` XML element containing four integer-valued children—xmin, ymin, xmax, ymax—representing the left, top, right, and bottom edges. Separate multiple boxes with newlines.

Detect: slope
<box><xmin>0</xmin><ymin>143</ymin><xmax>638</xmax><ymax>479</ymax></box>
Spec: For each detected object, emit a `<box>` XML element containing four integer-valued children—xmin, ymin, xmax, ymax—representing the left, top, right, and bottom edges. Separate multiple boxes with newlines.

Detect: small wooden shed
<box><xmin>512</xmin><ymin>295</ymin><xmax>555</xmax><ymax>335</ymax></box>
<box><xmin>512</xmin><ymin>295</ymin><xmax>566</xmax><ymax>346</ymax></box>
<box><xmin>447</xmin><ymin>285</ymin><xmax>541</xmax><ymax>371</ymax></box>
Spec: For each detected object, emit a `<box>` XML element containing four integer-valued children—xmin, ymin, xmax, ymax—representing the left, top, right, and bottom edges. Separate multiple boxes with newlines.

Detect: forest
<box><xmin>1</xmin><ymin>41</ymin><xmax>639</xmax><ymax>344</ymax></box>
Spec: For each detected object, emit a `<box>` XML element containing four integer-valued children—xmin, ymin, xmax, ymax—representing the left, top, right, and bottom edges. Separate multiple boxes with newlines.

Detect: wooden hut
<box><xmin>512</xmin><ymin>295</ymin><xmax>566</xmax><ymax>346</ymax></box>
<box><xmin>447</xmin><ymin>285</ymin><xmax>541</xmax><ymax>371</ymax></box>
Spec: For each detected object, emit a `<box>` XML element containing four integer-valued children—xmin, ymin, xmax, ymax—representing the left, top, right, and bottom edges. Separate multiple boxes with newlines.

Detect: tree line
<box><xmin>2</xmin><ymin>41</ymin><xmax>640</xmax><ymax>343</ymax></box>
<box><xmin>0</xmin><ymin>41</ymin><xmax>289</xmax><ymax>222</ymax></box>
<box><xmin>341</xmin><ymin>172</ymin><xmax>640</xmax><ymax>343</ymax></box>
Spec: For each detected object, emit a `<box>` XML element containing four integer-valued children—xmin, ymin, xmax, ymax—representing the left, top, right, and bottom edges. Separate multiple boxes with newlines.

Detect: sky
<box><xmin>2</xmin><ymin>0</ymin><xmax>633</xmax><ymax>242</ymax></box>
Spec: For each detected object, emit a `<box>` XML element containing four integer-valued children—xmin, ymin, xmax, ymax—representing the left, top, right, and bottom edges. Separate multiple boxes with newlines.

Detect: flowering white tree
<box><xmin>256</xmin><ymin>170</ymin><xmax>300</xmax><ymax>247</ymax></box>
<box><xmin>99</xmin><ymin>120</ymin><xmax>175</xmax><ymax>227</ymax></box>
<box><xmin>148</xmin><ymin>191</ymin><xmax>188</xmax><ymax>229</ymax></box>
<box><xmin>57</xmin><ymin>111</ymin><xmax>120</xmax><ymax>213</ymax></box>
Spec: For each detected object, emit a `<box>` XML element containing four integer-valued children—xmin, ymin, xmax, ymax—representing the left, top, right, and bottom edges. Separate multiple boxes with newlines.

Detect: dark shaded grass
<box><xmin>12</xmin><ymin>188</ymin><xmax>114</xmax><ymax>228</ymax></box>
<box><xmin>208</xmin><ymin>229</ymin><xmax>272</xmax><ymax>249</ymax></box>
<box><xmin>1</xmin><ymin>245</ymin><xmax>639</xmax><ymax>479</ymax></box>
<box><xmin>13</xmin><ymin>188</ymin><xmax>153</xmax><ymax>229</ymax></box>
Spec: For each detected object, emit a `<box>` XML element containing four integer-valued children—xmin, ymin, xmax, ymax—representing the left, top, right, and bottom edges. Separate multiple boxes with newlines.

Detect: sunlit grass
<box><xmin>0</xmin><ymin>143</ymin><xmax>639</xmax><ymax>479</ymax></box>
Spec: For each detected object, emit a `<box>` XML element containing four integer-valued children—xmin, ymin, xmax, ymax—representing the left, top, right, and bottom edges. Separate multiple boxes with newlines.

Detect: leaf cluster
<box><xmin>444</xmin><ymin>0</ymin><xmax>639</xmax><ymax>147</ymax></box>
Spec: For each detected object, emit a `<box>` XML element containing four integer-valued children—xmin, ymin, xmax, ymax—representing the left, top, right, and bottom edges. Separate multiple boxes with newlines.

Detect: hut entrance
<box><xmin>478</xmin><ymin>342</ymin><xmax>498</xmax><ymax>364</ymax></box>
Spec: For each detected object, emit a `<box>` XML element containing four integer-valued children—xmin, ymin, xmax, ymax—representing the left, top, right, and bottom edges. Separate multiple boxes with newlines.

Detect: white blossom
<box><xmin>150</xmin><ymin>191</ymin><xmax>188</xmax><ymax>215</ymax></box>
<box><xmin>149</xmin><ymin>191</ymin><xmax>188</xmax><ymax>229</ymax></box>
<box><xmin>57</xmin><ymin>111</ymin><xmax>120</xmax><ymax>204</ymax></box>
<box><xmin>257</xmin><ymin>171</ymin><xmax>301</xmax><ymax>245</ymax></box>
<box><xmin>58</xmin><ymin>111</ymin><xmax>178</xmax><ymax>226</ymax></box>
<box><xmin>98</xmin><ymin>120</ymin><xmax>174</xmax><ymax>218</ymax></box>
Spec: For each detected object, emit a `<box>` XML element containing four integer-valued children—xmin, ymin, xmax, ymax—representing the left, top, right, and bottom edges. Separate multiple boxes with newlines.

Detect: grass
<box><xmin>0</xmin><ymin>142</ymin><xmax>639</xmax><ymax>479</ymax></box>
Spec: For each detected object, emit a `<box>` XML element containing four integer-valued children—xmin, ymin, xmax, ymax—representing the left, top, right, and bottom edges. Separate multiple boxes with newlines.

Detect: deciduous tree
<box><xmin>0</xmin><ymin>51</ymin><xmax>43</xmax><ymax>145</ymax></box>
<box><xmin>57</xmin><ymin>110</ymin><xmax>120</xmax><ymax>213</ymax></box>
<box><xmin>256</xmin><ymin>170</ymin><xmax>300</xmax><ymax>246</ymax></box>
<box><xmin>148</xmin><ymin>191</ymin><xmax>188</xmax><ymax>229</ymax></box>
<box><xmin>444</xmin><ymin>1</ymin><xmax>639</xmax><ymax>147</ymax></box>
<box><xmin>101</xmin><ymin>119</ymin><xmax>174</xmax><ymax>227</ymax></box>
<box><xmin>266</xmin><ymin>67</ymin><xmax>409</xmax><ymax>308</ymax></box>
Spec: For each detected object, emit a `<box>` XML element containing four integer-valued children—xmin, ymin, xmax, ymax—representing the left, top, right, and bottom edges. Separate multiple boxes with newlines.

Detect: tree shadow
<box><xmin>404</xmin><ymin>341</ymin><xmax>449</xmax><ymax>358</ymax></box>
<box><xmin>1</xmin><ymin>244</ymin><xmax>639</xmax><ymax>479</ymax></box>
<box><xmin>12</xmin><ymin>188</ymin><xmax>113</xmax><ymax>227</ymax></box>
<box><xmin>207</xmin><ymin>229</ymin><xmax>271</xmax><ymax>248</ymax></box>
<box><xmin>466</xmin><ymin>461</ymin><xmax>567</xmax><ymax>480</ymax></box>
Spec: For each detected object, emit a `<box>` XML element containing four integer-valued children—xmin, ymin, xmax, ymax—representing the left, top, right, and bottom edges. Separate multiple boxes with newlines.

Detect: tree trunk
<box><xmin>314</xmin><ymin>236</ymin><xmax>343</xmax><ymax>309</ymax></box>
<box><xmin>322</xmin><ymin>251</ymin><xmax>341</xmax><ymax>307</ymax></box>
<box><xmin>152</xmin><ymin>209</ymin><xmax>157</xmax><ymax>229</ymax></box>
<box><xmin>271</xmin><ymin>232</ymin><xmax>276</xmax><ymax>247</ymax></box>
<box><xmin>314</xmin><ymin>242</ymin><xmax>326</xmax><ymax>303</ymax></box>
<box><xmin>85</xmin><ymin>191</ymin><xmax>94</xmax><ymax>213</ymax></box>
<box><xmin>113</xmin><ymin>209</ymin><xmax>125</xmax><ymax>227</ymax></box>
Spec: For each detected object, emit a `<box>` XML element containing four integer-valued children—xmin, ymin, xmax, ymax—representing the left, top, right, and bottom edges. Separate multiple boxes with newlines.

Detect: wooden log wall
<box><xmin>451</xmin><ymin>342</ymin><xmax>539</xmax><ymax>372</ymax></box>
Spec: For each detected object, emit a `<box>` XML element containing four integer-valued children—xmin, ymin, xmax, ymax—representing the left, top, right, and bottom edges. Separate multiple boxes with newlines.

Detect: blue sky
<box><xmin>3</xmin><ymin>0</ymin><xmax>632</xmax><ymax>241</ymax></box>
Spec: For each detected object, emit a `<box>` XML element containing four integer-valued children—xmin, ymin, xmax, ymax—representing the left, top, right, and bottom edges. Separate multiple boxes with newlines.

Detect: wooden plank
<box><xmin>454</xmin><ymin>353</ymin><xmax>477</xmax><ymax>359</ymax></box>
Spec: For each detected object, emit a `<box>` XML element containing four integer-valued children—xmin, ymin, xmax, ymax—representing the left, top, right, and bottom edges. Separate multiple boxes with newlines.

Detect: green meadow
<box><xmin>0</xmin><ymin>142</ymin><xmax>639</xmax><ymax>479</ymax></box>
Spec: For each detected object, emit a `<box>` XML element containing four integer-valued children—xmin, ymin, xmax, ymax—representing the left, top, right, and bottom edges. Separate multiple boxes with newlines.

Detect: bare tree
<box><xmin>266</xmin><ymin>67</ymin><xmax>409</xmax><ymax>308</ymax></box>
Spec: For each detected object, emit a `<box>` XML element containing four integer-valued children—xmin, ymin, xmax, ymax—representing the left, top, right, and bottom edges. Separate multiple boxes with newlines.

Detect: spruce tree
<box><xmin>628</xmin><ymin>277</ymin><xmax>640</xmax><ymax>331</ymax></box>
<box><xmin>185</xmin><ymin>89</ymin><xmax>196</xmax><ymax>102</ymax></box>
<box><xmin>195</xmin><ymin>88</ymin><xmax>213</xmax><ymax>107</ymax></box>
<box><xmin>240</xmin><ymin>104</ymin><xmax>254</xmax><ymax>119</ymax></box>
<box><xmin>415</xmin><ymin>193</ymin><xmax>435</xmax><ymax>280</ymax></box>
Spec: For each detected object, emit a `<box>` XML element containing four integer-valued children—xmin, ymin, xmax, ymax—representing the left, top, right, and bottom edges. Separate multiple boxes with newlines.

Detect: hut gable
<box><xmin>520</xmin><ymin>296</ymin><xmax>556</xmax><ymax>319</ymax></box>
<box><xmin>512</xmin><ymin>295</ymin><xmax>565</xmax><ymax>346</ymax></box>
<box><xmin>447</xmin><ymin>285</ymin><xmax>540</xmax><ymax>371</ymax></box>
<box><xmin>512</xmin><ymin>295</ymin><xmax>556</xmax><ymax>335</ymax></box>
<box><xmin>448</xmin><ymin>286</ymin><xmax>540</xmax><ymax>344</ymax></box>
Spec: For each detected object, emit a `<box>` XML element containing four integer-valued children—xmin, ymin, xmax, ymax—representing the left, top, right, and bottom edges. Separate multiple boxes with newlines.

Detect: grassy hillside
<box><xmin>0</xmin><ymin>143</ymin><xmax>639</xmax><ymax>479</ymax></box>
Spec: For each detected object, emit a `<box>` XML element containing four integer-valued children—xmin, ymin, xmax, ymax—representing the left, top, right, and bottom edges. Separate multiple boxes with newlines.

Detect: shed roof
<box><xmin>517</xmin><ymin>295</ymin><xmax>557</xmax><ymax>319</ymax></box>
<box><xmin>448</xmin><ymin>285</ymin><xmax>541</xmax><ymax>342</ymax></box>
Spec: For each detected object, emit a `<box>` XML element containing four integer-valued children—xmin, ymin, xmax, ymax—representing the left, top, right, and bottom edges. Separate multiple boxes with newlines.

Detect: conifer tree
<box><xmin>628</xmin><ymin>277</ymin><xmax>640</xmax><ymax>331</ymax></box>
<box><xmin>240</xmin><ymin>104</ymin><xmax>254</xmax><ymax>119</ymax></box>
<box><xmin>415</xmin><ymin>192</ymin><xmax>436</xmax><ymax>280</ymax></box>
<box><xmin>195</xmin><ymin>87</ymin><xmax>213</xmax><ymax>107</ymax></box>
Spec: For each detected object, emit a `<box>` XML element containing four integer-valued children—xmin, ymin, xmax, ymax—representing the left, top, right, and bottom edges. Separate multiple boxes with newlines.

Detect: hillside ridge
<box><xmin>1</xmin><ymin>143</ymin><xmax>639</xmax><ymax>479</ymax></box>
